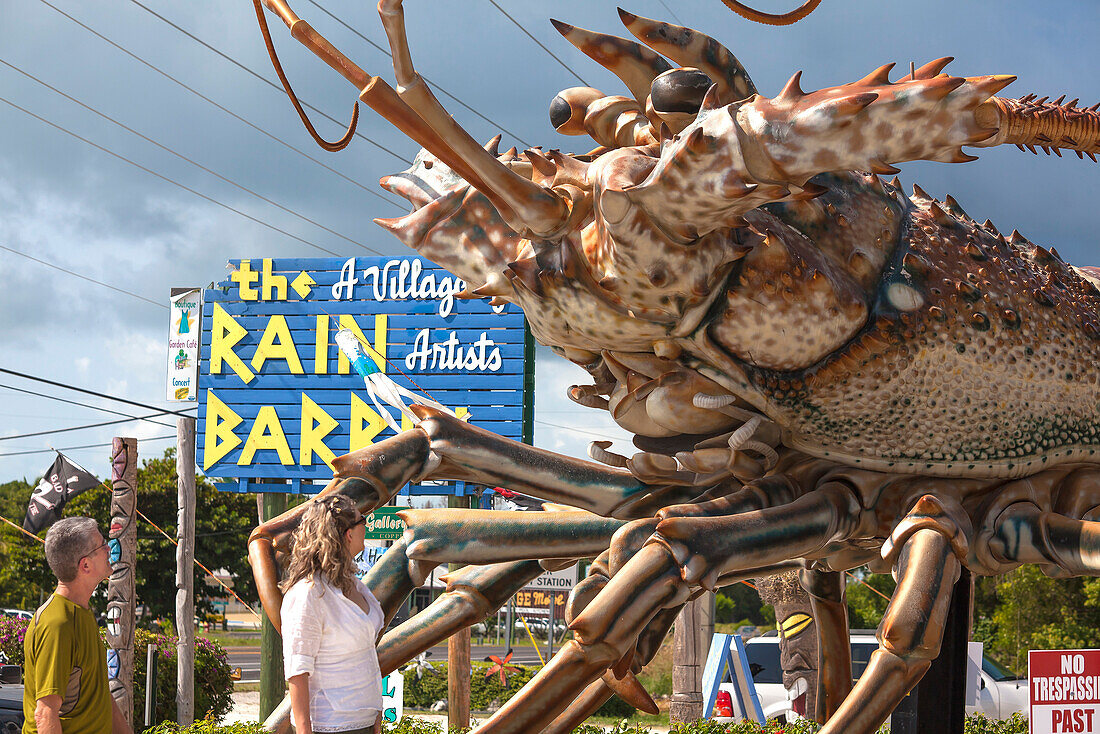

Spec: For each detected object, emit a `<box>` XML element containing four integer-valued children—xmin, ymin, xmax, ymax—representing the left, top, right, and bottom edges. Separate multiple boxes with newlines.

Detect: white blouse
<box><xmin>281</xmin><ymin>576</ymin><xmax>385</xmax><ymax>731</ymax></box>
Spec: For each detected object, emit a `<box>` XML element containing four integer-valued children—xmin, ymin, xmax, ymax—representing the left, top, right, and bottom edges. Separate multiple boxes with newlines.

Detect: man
<box><xmin>23</xmin><ymin>517</ymin><xmax>131</xmax><ymax>734</ymax></box>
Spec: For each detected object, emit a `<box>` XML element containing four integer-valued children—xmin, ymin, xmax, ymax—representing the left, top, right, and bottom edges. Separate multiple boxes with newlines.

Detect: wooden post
<box><xmin>175</xmin><ymin>417</ymin><xmax>196</xmax><ymax>725</ymax></box>
<box><xmin>259</xmin><ymin>492</ymin><xmax>287</xmax><ymax>721</ymax></box>
<box><xmin>447</xmin><ymin>494</ymin><xmax>471</xmax><ymax>730</ymax></box>
<box><xmin>106</xmin><ymin>437</ymin><xmax>138</xmax><ymax>726</ymax></box>
<box><xmin>670</xmin><ymin>591</ymin><xmax>715</xmax><ymax>723</ymax></box>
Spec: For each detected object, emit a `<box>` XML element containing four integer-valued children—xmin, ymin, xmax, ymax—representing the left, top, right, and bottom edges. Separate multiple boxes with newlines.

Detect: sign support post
<box><xmin>259</xmin><ymin>492</ymin><xmax>287</xmax><ymax>721</ymax></box>
<box><xmin>175</xmin><ymin>418</ymin><xmax>197</xmax><ymax>725</ymax></box>
<box><xmin>447</xmin><ymin>493</ymin><xmax>472</xmax><ymax>730</ymax></box>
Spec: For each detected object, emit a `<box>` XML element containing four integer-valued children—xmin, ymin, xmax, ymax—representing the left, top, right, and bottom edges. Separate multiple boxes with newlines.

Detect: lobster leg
<box><xmin>990</xmin><ymin>502</ymin><xmax>1100</xmax><ymax>575</ymax></box>
<box><xmin>376</xmin><ymin>560</ymin><xmax>545</xmax><ymax>674</ymax></box>
<box><xmin>398</xmin><ymin>508</ymin><xmax>625</xmax><ymax>565</ymax></box>
<box><xmin>799</xmin><ymin>565</ymin><xmax>852</xmax><ymax>723</ymax></box>
<box><xmin>470</xmin><ymin>482</ymin><xmax>862</xmax><ymax>733</ymax></box>
<box><xmin>819</xmin><ymin>499</ymin><xmax>966</xmax><ymax>734</ymax></box>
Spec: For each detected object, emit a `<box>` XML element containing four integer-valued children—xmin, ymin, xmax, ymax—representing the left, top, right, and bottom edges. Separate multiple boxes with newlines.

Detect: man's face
<box><xmin>80</xmin><ymin>534</ymin><xmax>112</xmax><ymax>584</ymax></box>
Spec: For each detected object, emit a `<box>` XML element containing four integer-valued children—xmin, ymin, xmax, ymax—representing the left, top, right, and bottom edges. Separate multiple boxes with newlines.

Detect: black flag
<box><xmin>23</xmin><ymin>453</ymin><xmax>101</xmax><ymax>533</ymax></box>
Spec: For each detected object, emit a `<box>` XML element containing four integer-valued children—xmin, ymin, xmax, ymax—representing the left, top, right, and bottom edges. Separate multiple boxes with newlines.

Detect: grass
<box><xmin>201</xmin><ymin>630</ymin><xmax>262</xmax><ymax>647</ymax></box>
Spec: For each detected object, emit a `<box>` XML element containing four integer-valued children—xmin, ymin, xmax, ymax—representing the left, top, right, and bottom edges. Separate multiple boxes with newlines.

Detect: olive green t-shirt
<box><xmin>22</xmin><ymin>594</ymin><xmax>112</xmax><ymax>734</ymax></box>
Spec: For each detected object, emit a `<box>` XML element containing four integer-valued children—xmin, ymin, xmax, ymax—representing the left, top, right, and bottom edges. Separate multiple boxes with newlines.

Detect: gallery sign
<box><xmin>1029</xmin><ymin>649</ymin><xmax>1100</xmax><ymax>733</ymax></box>
<box><xmin>197</xmin><ymin>256</ymin><xmax>531</xmax><ymax>494</ymax></box>
<box><xmin>167</xmin><ymin>288</ymin><xmax>202</xmax><ymax>401</ymax></box>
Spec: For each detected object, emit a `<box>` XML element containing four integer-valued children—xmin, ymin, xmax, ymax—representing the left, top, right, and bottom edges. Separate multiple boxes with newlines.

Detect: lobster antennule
<box><xmin>618</xmin><ymin>8</ymin><xmax>757</xmax><ymax>104</ymax></box>
<box><xmin>550</xmin><ymin>18</ymin><xmax>672</xmax><ymax>107</ymax></box>
<box><xmin>973</xmin><ymin>95</ymin><xmax>1100</xmax><ymax>160</ymax></box>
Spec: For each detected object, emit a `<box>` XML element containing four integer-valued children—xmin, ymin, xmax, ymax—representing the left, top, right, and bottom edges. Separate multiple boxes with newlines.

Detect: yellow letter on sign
<box><xmin>203</xmin><ymin>390</ymin><xmax>243</xmax><ymax>470</ymax></box>
<box><xmin>250</xmin><ymin>315</ymin><xmax>304</xmax><ymax>374</ymax></box>
<box><xmin>238</xmin><ymin>406</ymin><xmax>294</xmax><ymax>466</ymax></box>
<box><xmin>209</xmin><ymin>303</ymin><xmax>255</xmax><ymax>384</ymax></box>
<box><xmin>350</xmin><ymin>394</ymin><xmax>388</xmax><ymax>451</ymax></box>
<box><xmin>300</xmin><ymin>394</ymin><xmax>339</xmax><ymax>469</ymax></box>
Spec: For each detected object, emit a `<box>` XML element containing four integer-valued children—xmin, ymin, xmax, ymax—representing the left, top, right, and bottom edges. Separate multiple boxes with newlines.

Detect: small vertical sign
<box><xmin>381</xmin><ymin>671</ymin><xmax>404</xmax><ymax>724</ymax></box>
<box><xmin>168</xmin><ymin>288</ymin><xmax>202</xmax><ymax>401</ymax></box>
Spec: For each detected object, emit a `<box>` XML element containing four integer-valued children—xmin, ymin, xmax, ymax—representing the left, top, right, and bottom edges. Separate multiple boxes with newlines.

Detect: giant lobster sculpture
<box><xmin>245</xmin><ymin>2</ymin><xmax>1100</xmax><ymax>732</ymax></box>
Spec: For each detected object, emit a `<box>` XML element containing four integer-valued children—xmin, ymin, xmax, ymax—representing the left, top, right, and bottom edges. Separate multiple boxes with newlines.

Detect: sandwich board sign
<box><xmin>1029</xmin><ymin>649</ymin><xmax>1100</xmax><ymax>733</ymax></box>
<box><xmin>196</xmin><ymin>256</ymin><xmax>533</xmax><ymax>494</ymax></box>
<box><xmin>702</xmin><ymin>633</ymin><xmax>765</xmax><ymax>723</ymax></box>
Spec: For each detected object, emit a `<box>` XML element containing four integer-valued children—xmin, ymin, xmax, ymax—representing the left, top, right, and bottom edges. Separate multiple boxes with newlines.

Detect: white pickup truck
<box><xmin>714</xmin><ymin>631</ymin><xmax>1029</xmax><ymax>723</ymax></box>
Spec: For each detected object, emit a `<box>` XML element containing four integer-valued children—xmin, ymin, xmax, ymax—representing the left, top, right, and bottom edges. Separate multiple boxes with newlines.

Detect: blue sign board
<box><xmin>197</xmin><ymin>256</ymin><xmax>532</xmax><ymax>494</ymax></box>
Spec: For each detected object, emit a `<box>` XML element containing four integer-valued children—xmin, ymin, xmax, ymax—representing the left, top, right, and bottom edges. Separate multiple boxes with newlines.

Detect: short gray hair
<box><xmin>44</xmin><ymin>517</ymin><xmax>102</xmax><ymax>582</ymax></box>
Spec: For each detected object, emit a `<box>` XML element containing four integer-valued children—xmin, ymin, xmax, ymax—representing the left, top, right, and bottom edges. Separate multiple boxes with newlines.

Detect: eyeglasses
<box><xmin>81</xmin><ymin>539</ymin><xmax>108</xmax><ymax>562</ymax></box>
<box><xmin>350</xmin><ymin>515</ymin><xmax>366</xmax><ymax>529</ymax></box>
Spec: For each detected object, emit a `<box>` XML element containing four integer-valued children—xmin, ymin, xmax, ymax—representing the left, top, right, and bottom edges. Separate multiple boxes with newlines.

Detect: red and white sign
<box><xmin>1030</xmin><ymin>649</ymin><xmax>1100</xmax><ymax>733</ymax></box>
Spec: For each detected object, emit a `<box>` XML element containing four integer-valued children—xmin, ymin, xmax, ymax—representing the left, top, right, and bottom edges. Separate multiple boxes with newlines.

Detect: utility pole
<box><xmin>106</xmin><ymin>438</ymin><xmax>137</xmax><ymax>726</ymax></box>
<box><xmin>447</xmin><ymin>493</ymin><xmax>471</xmax><ymax>730</ymax></box>
<box><xmin>175</xmin><ymin>418</ymin><xmax>196</xmax><ymax>725</ymax></box>
<box><xmin>259</xmin><ymin>492</ymin><xmax>287</xmax><ymax>721</ymax></box>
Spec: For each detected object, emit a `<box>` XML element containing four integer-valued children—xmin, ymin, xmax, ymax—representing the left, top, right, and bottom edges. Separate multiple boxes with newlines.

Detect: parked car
<box><xmin>0</xmin><ymin>610</ymin><xmax>31</xmax><ymax>621</ymax></box>
<box><xmin>0</xmin><ymin>663</ymin><xmax>23</xmax><ymax>734</ymax></box>
<box><xmin>713</xmin><ymin>631</ymin><xmax>1028</xmax><ymax>723</ymax></box>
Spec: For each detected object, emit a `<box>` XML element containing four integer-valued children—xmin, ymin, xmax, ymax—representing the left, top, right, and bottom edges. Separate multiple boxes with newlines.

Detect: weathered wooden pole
<box><xmin>670</xmin><ymin>591</ymin><xmax>715</xmax><ymax>723</ymax></box>
<box><xmin>175</xmin><ymin>417</ymin><xmax>196</xmax><ymax>725</ymax></box>
<box><xmin>447</xmin><ymin>493</ymin><xmax>471</xmax><ymax>730</ymax></box>
<box><xmin>106</xmin><ymin>437</ymin><xmax>138</xmax><ymax>726</ymax></box>
<box><xmin>259</xmin><ymin>492</ymin><xmax>287</xmax><ymax>721</ymax></box>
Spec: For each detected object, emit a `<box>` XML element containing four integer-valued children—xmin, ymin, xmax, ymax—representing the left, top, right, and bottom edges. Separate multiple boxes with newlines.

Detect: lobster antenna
<box><xmin>717</xmin><ymin>0</ymin><xmax>823</xmax><ymax>26</ymax></box>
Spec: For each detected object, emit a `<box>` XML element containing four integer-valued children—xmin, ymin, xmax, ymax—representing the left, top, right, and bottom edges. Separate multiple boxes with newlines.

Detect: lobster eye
<box><xmin>549</xmin><ymin>95</ymin><xmax>572</xmax><ymax>130</ymax></box>
<box><xmin>650</xmin><ymin>68</ymin><xmax>715</xmax><ymax>115</ymax></box>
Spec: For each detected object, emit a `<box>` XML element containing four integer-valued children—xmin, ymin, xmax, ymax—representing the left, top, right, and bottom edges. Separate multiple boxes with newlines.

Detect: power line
<box><xmin>485</xmin><ymin>0</ymin><xmax>589</xmax><ymax>87</ymax></box>
<box><xmin>0</xmin><ymin>402</ymin><xmax>185</xmax><ymax>441</ymax></box>
<box><xmin>123</xmin><ymin>0</ymin><xmax>411</xmax><ymax>164</ymax></box>
<box><xmin>34</xmin><ymin>0</ymin><xmax>405</xmax><ymax>209</ymax></box>
<box><xmin>0</xmin><ymin>367</ymin><xmax>195</xmax><ymax>417</ymax></box>
<box><xmin>0</xmin><ymin>243</ymin><xmax>166</xmax><ymax>309</ymax></box>
<box><xmin>0</xmin><ymin>435</ymin><xmax>176</xmax><ymax>458</ymax></box>
<box><xmin>0</xmin><ymin>57</ymin><xmax>390</xmax><ymax>256</ymax></box>
<box><xmin>304</xmin><ymin>0</ymin><xmax>534</xmax><ymax>149</ymax></box>
<box><xmin>0</xmin><ymin>92</ymin><xmax>342</xmax><ymax>256</ymax></box>
<box><xmin>534</xmin><ymin>419</ymin><xmax>624</xmax><ymax>441</ymax></box>
<box><xmin>0</xmin><ymin>384</ymin><xmax>183</xmax><ymax>429</ymax></box>
<box><xmin>656</xmin><ymin>0</ymin><xmax>685</xmax><ymax>25</ymax></box>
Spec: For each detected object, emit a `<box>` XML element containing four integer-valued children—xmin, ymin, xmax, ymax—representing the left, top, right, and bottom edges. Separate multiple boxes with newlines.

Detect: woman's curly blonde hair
<box><xmin>280</xmin><ymin>494</ymin><xmax>362</xmax><ymax>599</ymax></box>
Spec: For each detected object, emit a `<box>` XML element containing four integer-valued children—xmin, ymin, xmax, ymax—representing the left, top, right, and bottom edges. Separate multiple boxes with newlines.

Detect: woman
<box><xmin>281</xmin><ymin>495</ymin><xmax>385</xmax><ymax>734</ymax></box>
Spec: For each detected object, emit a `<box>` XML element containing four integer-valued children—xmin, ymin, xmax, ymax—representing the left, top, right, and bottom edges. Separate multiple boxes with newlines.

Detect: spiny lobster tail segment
<box><xmin>974</xmin><ymin>94</ymin><xmax>1100</xmax><ymax>160</ymax></box>
<box><xmin>617</xmin><ymin>8</ymin><xmax>757</xmax><ymax>104</ymax></box>
<box><xmin>550</xmin><ymin>19</ymin><xmax>672</xmax><ymax>108</ymax></box>
<box><xmin>626</xmin><ymin>64</ymin><xmax>1015</xmax><ymax>236</ymax></box>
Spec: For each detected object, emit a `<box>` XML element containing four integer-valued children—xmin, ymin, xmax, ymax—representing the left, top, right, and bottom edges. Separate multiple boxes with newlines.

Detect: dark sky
<box><xmin>0</xmin><ymin>0</ymin><xmax>1096</xmax><ymax>482</ymax></box>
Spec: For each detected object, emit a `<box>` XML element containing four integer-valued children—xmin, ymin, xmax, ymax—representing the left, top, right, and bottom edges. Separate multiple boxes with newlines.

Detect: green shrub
<box><xmin>402</xmin><ymin>662</ymin><xmax>539</xmax><ymax>711</ymax></box>
<box><xmin>964</xmin><ymin>712</ymin><xmax>1029</xmax><ymax>734</ymax></box>
<box><xmin>145</xmin><ymin>719</ymin><xmax>266</xmax><ymax>734</ymax></box>
<box><xmin>0</xmin><ymin>615</ymin><xmax>27</xmax><ymax>665</ymax></box>
<box><xmin>131</xmin><ymin>629</ymin><xmax>233</xmax><ymax>730</ymax></box>
<box><xmin>381</xmin><ymin>717</ymin><xmax>446</xmax><ymax>734</ymax></box>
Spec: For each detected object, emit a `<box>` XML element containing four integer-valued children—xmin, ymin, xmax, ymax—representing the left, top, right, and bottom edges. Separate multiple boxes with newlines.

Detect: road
<box><xmin>228</xmin><ymin>644</ymin><xmax>552</xmax><ymax>683</ymax></box>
